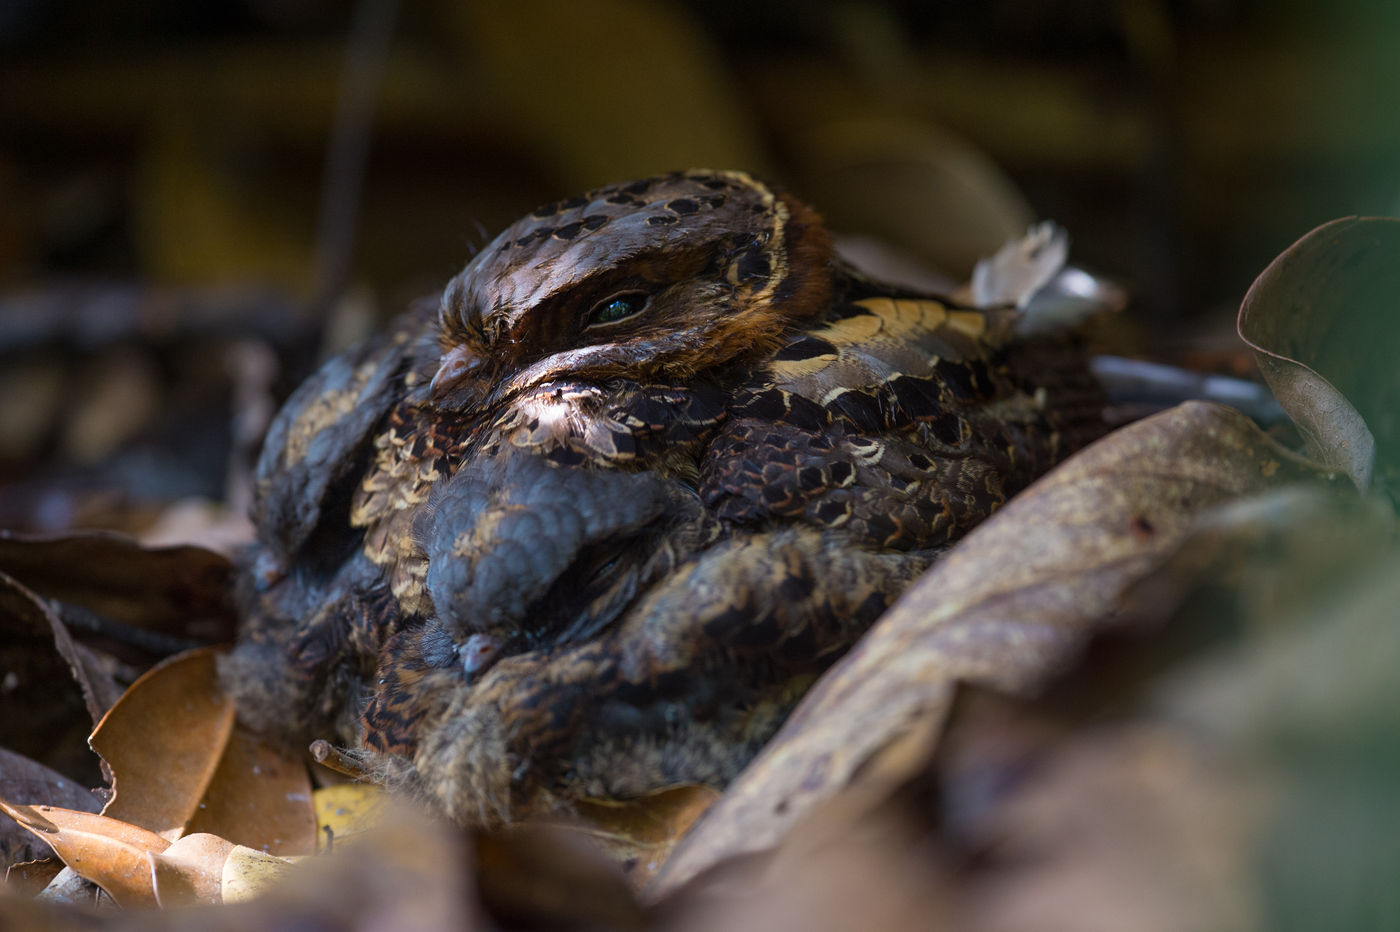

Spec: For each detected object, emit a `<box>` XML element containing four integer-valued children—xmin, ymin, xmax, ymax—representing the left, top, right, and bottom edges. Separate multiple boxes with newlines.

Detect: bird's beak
<box><xmin>431</xmin><ymin>344</ymin><xmax>484</xmax><ymax>400</ymax></box>
<box><xmin>460</xmin><ymin>632</ymin><xmax>500</xmax><ymax>676</ymax></box>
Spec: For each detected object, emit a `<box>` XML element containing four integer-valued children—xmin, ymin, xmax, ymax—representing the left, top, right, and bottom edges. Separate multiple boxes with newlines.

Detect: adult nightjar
<box><xmin>223</xmin><ymin>169</ymin><xmax>1106</xmax><ymax>825</ymax></box>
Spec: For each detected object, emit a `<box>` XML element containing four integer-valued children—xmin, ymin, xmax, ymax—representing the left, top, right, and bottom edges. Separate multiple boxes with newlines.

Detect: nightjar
<box><xmin>224</xmin><ymin>169</ymin><xmax>1106</xmax><ymax>825</ymax></box>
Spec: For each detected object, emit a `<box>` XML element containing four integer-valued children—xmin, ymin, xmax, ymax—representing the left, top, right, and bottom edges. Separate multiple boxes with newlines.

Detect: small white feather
<box><xmin>971</xmin><ymin>221</ymin><xmax>1069</xmax><ymax>310</ymax></box>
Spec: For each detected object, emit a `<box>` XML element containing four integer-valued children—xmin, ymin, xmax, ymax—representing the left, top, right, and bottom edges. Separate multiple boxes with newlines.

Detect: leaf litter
<box><xmin>1238</xmin><ymin>216</ymin><xmax>1400</xmax><ymax>493</ymax></box>
<box><xmin>2</xmin><ymin>647</ymin><xmax>317</xmax><ymax>910</ymax></box>
<box><xmin>89</xmin><ymin>649</ymin><xmax>236</xmax><ymax>843</ymax></box>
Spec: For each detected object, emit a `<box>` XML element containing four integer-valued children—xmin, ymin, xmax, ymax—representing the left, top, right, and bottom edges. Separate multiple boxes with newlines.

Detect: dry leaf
<box><xmin>0</xmin><ymin>571</ymin><xmax>117</xmax><ymax>731</ymax></box>
<box><xmin>664</xmin><ymin>802</ymin><xmax>954</xmax><ymax>932</ymax></box>
<box><xmin>953</xmin><ymin>504</ymin><xmax>1400</xmax><ymax>932</ymax></box>
<box><xmin>0</xmin><ymin>801</ymin><xmax>169</xmax><ymax>908</ymax></box>
<box><xmin>312</xmin><ymin>783</ymin><xmax>383</xmax><ymax>853</ymax></box>
<box><xmin>937</xmin><ymin>484</ymin><xmax>1396</xmax><ymax>932</ymax></box>
<box><xmin>0</xmin><ymin>798</ymin><xmax>277</xmax><ymax>911</ymax></box>
<box><xmin>664</xmin><ymin>493</ymin><xmax>1391</xmax><ymax>932</ymax></box>
<box><xmin>149</xmin><ymin>833</ymin><xmax>237</xmax><ymax>908</ymax></box>
<box><xmin>653</xmin><ymin>401</ymin><xmax>1329</xmax><ymax>895</ymax></box>
<box><xmin>567</xmin><ymin>785</ymin><xmax>719</xmax><ymax>885</ymax></box>
<box><xmin>1238</xmin><ymin>216</ymin><xmax>1400</xmax><ymax>491</ymax></box>
<box><xmin>0</xmin><ymin>530</ymin><xmax>233</xmax><ymax>641</ymax></box>
<box><xmin>0</xmin><ymin>572</ymin><xmax>114</xmax><ymax>786</ymax></box>
<box><xmin>220</xmin><ymin>844</ymin><xmax>296</xmax><ymax>903</ymax></box>
<box><xmin>1117</xmin><ymin>484</ymin><xmax>1395</xmax><ymax>631</ymax></box>
<box><xmin>46</xmin><ymin>821</ymin><xmax>465</xmax><ymax>928</ymax></box>
<box><xmin>0</xmin><ymin>738</ymin><xmax>102</xmax><ymax>811</ymax></box>
<box><xmin>88</xmin><ymin>648</ymin><xmax>315</xmax><ymax>856</ymax></box>
<box><xmin>0</xmin><ymin>749</ymin><xmax>101</xmax><ymax>868</ymax></box>
<box><xmin>184</xmin><ymin>726</ymin><xmax>316</xmax><ymax>857</ymax></box>
<box><xmin>223</xmin><ymin>804</ymin><xmax>477</xmax><ymax>926</ymax></box>
<box><xmin>3</xmin><ymin>858</ymin><xmax>65</xmax><ymax>897</ymax></box>
<box><xmin>34</xmin><ymin>865</ymin><xmax>110</xmax><ymax>908</ymax></box>
<box><xmin>89</xmin><ymin>648</ymin><xmax>234</xmax><ymax>842</ymax></box>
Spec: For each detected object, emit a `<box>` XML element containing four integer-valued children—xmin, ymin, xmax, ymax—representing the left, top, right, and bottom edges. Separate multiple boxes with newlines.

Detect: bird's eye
<box><xmin>587</xmin><ymin>292</ymin><xmax>648</xmax><ymax>328</ymax></box>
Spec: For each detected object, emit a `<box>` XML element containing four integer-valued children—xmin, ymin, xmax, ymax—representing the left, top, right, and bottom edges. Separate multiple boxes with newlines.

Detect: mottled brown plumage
<box><xmin>224</xmin><ymin>170</ymin><xmax>1105</xmax><ymax>824</ymax></box>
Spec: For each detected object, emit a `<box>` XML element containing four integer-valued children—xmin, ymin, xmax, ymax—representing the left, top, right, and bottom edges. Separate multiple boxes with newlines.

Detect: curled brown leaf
<box><xmin>89</xmin><ymin>648</ymin><xmax>235</xmax><ymax>842</ymax></box>
<box><xmin>1238</xmin><ymin>216</ymin><xmax>1400</xmax><ymax>491</ymax></box>
<box><xmin>0</xmin><ymin>800</ymin><xmax>169</xmax><ymax>909</ymax></box>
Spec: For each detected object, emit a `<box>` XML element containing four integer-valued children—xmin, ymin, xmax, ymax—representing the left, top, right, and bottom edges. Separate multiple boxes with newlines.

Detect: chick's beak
<box><xmin>461</xmin><ymin>632</ymin><xmax>500</xmax><ymax>675</ymax></box>
<box><xmin>431</xmin><ymin>344</ymin><xmax>484</xmax><ymax>400</ymax></box>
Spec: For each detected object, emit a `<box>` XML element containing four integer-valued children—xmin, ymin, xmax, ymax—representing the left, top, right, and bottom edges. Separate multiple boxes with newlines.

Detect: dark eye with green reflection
<box><xmin>588</xmin><ymin>292</ymin><xmax>648</xmax><ymax>327</ymax></box>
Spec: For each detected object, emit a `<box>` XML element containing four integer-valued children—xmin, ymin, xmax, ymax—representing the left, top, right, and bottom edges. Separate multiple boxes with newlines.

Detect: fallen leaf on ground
<box><xmin>150</xmin><ymin>833</ymin><xmax>237</xmax><ymax>907</ymax></box>
<box><xmin>0</xmin><ymin>797</ymin><xmax>292</xmax><ymax>911</ymax></box>
<box><xmin>0</xmin><ymin>748</ymin><xmax>101</xmax><ymax>867</ymax></box>
<box><xmin>925</xmin><ymin>478</ymin><xmax>1397</xmax><ymax>932</ymax></box>
<box><xmin>34</xmin><ymin>864</ymin><xmax>109</xmax><ymax>908</ymax></box>
<box><xmin>652</xmin><ymin>401</ymin><xmax>1332</xmax><ymax>895</ymax></box>
<box><xmin>0</xmin><ymin>530</ymin><xmax>233</xmax><ymax>641</ymax></box>
<box><xmin>0</xmin><ymin>572</ymin><xmax>116</xmax><ymax>785</ymax></box>
<box><xmin>665</xmin><ymin>489</ymin><xmax>1391</xmax><ymax>932</ymax></box>
<box><xmin>220</xmin><ymin>844</ymin><xmax>296</xmax><ymax>903</ymax></box>
<box><xmin>0</xmin><ymin>800</ymin><xmax>169</xmax><ymax>908</ymax></box>
<box><xmin>184</xmin><ymin>727</ymin><xmax>316</xmax><ymax>857</ymax></box>
<box><xmin>89</xmin><ymin>648</ymin><xmax>235</xmax><ymax>841</ymax></box>
<box><xmin>312</xmin><ymin>783</ymin><xmax>383</xmax><ymax>854</ymax></box>
<box><xmin>664</xmin><ymin>799</ymin><xmax>955</xmax><ymax>932</ymax></box>
<box><xmin>567</xmin><ymin>785</ymin><xmax>719</xmax><ymax>886</ymax></box>
<box><xmin>1238</xmin><ymin>216</ymin><xmax>1400</xmax><ymax>491</ymax></box>
<box><xmin>3</xmin><ymin>858</ymin><xmax>64</xmax><ymax>897</ymax></box>
<box><xmin>1118</xmin><ymin>484</ymin><xmax>1395</xmax><ymax>632</ymax></box>
<box><xmin>223</xmin><ymin>804</ymin><xmax>478</xmax><ymax>927</ymax></box>
<box><xmin>0</xmin><ymin>572</ymin><xmax>119</xmax><ymax>731</ymax></box>
<box><xmin>85</xmin><ymin>647</ymin><xmax>317</xmax><ymax>858</ymax></box>
<box><xmin>7</xmin><ymin>820</ymin><xmax>467</xmax><ymax>930</ymax></box>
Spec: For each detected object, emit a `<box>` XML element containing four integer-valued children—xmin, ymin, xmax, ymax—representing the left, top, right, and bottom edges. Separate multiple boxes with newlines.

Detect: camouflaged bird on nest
<box><xmin>223</xmin><ymin>169</ymin><xmax>1107</xmax><ymax>825</ymax></box>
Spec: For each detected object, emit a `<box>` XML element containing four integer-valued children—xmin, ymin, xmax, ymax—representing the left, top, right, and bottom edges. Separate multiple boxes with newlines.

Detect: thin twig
<box><xmin>310</xmin><ymin>739</ymin><xmax>373</xmax><ymax>781</ymax></box>
<box><xmin>55</xmin><ymin>601</ymin><xmax>208</xmax><ymax>657</ymax></box>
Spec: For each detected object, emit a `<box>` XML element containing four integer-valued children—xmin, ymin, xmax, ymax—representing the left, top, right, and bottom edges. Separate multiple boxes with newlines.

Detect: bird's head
<box><xmin>429</xmin><ymin>170</ymin><xmax>833</xmax><ymax>410</ymax></box>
